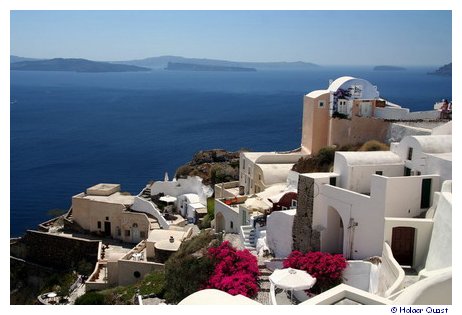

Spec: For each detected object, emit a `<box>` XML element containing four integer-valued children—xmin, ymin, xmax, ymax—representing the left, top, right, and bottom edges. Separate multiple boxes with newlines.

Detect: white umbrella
<box><xmin>269</xmin><ymin>268</ymin><xmax>316</xmax><ymax>304</ymax></box>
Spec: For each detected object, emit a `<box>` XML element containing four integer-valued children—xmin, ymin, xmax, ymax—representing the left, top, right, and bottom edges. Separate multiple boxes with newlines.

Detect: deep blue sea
<box><xmin>10</xmin><ymin>67</ymin><xmax>451</xmax><ymax>237</ymax></box>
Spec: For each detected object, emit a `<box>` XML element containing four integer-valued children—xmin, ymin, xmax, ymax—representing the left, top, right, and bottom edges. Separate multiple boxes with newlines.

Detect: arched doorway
<box><xmin>215</xmin><ymin>212</ymin><xmax>225</xmax><ymax>233</ymax></box>
<box><xmin>132</xmin><ymin>223</ymin><xmax>140</xmax><ymax>243</ymax></box>
<box><xmin>391</xmin><ymin>226</ymin><xmax>416</xmax><ymax>266</ymax></box>
<box><xmin>324</xmin><ymin>206</ymin><xmax>344</xmax><ymax>255</ymax></box>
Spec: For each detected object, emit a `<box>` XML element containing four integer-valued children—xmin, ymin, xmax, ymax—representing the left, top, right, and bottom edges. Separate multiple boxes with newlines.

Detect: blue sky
<box><xmin>10</xmin><ymin>10</ymin><xmax>452</xmax><ymax>66</ymax></box>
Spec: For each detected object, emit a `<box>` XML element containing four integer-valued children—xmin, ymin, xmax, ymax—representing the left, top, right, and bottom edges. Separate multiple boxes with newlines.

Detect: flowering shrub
<box><xmin>206</xmin><ymin>241</ymin><xmax>260</xmax><ymax>297</ymax></box>
<box><xmin>283</xmin><ymin>251</ymin><xmax>347</xmax><ymax>293</ymax></box>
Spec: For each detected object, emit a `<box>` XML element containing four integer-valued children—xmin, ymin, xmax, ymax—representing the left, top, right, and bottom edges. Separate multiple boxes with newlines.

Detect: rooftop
<box><xmin>79</xmin><ymin>191</ymin><xmax>135</xmax><ymax>205</ymax></box>
<box><xmin>336</xmin><ymin>151</ymin><xmax>402</xmax><ymax>166</ymax></box>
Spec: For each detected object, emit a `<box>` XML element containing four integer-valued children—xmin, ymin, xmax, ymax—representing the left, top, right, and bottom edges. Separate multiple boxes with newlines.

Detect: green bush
<box><xmin>207</xmin><ymin>197</ymin><xmax>215</xmax><ymax>218</ymax></box>
<box><xmin>163</xmin><ymin>232</ymin><xmax>216</xmax><ymax>304</ymax></box>
<box><xmin>175</xmin><ymin>165</ymin><xmax>193</xmax><ymax>179</ymax></box>
<box><xmin>138</xmin><ymin>272</ymin><xmax>165</xmax><ymax>297</ymax></box>
<box><xmin>199</xmin><ymin>214</ymin><xmax>212</xmax><ymax>229</ymax></box>
<box><xmin>75</xmin><ymin>291</ymin><xmax>106</xmax><ymax>305</ymax></box>
<box><xmin>359</xmin><ymin>140</ymin><xmax>389</xmax><ymax>151</ymax></box>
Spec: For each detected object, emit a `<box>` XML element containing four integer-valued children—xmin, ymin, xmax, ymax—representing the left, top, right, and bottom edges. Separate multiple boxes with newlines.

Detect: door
<box><xmin>391</xmin><ymin>227</ymin><xmax>415</xmax><ymax>266</ymax></box>
<box><xmin>420</xmin><ymin>178</ymin><xmax>432</xmax><ymax>208</ymax></box>
<box><xmin>104</xmin><ymin>221</ymin><xmax>111</xmax><ymax>237</ymax></box>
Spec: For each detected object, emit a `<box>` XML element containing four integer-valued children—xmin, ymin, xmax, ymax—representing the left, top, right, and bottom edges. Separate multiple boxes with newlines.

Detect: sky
<box><xmin>10</xmin><ymin>10</ymin><xmax>452</xmax><ymax>66</ymax></box>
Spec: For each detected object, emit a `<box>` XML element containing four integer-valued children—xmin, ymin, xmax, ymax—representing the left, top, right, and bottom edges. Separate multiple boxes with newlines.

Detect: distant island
<box><xmin>115</xmin><ymin>55</ymin><xmax>320</xmax><ymax>70</ymax></box>
<box><xmin>165</xmin><ymin>62</ymin><xmax>256</xmax><ymax>72</ymax></box>
<box><xmin>373</xmin><ymin>65</ymin><xmax>406</xmax><ymax>71</ymax></box>
<box><xmin>428</xmin><ymin>63</ymin><xmax>452</xmax><ymax>77</ymax></box>
<box><xmin>11</xmin><ymin>55</ymin><xmax>320</xmax><ymax>71</ymax></box>
<box><xmin>10</xmin><ymin>58</ymin><xmax>151</xmax><ymax>73</ymax></box>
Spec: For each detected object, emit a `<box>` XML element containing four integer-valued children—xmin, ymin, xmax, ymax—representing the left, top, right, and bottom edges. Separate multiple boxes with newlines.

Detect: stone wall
<box><xmin>11</xmin><ymin>230</ymin><xmax>100</xmax><ymax>270</ymax></box>
<box><xmin>292</xmin><ymin>176</ymin><xmax>320</xmax><ymax>253</ymax></box>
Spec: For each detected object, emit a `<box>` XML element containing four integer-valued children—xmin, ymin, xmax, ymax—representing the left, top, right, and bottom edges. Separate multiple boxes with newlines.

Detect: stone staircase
<box><xmin>241</xmin><ymin>225</ymin><xmax>256</xmax><ymax>250</ymax></box>
<box><xmin>255</xmin><ymin>262</ymin><xmax>273</xmax><ymax>305</ymax></box>
<box><xmin>140</xmin><ymin>186</ymin><xmax>152</xmax><ymax>200</ymax></box>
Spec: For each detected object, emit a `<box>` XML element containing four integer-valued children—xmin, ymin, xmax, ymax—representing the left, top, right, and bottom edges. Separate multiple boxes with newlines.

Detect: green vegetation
<box><xmin>207</xmin><ymin>197</ymin><xmax>215</xmax><ymax>218</ymax></box>
<box><xmin>359</xmin><ymin>140</ymin><xmax>389</xmax><ymax>151</ymax></box>
<box><xmin>46</xmin><ymin>208</ymin><xmax>67</xmax><ymax>217</ymax></box>
<box><xmin>292</xmin><ymin>146</ymin><xmax>336</xmax><ymax>173</ymax></box>
<box><xmin>77</xmin><ymin>271</ymin><xmax>165</xmax><ymax>305</ymax></box>
<box><xmin>75</xmin><ymin>291</ymin><xmax>106</xmax><ymax>305</ymax></box>
<box><xmin>163</xmin><ymin>231</ymin><xmax>217</xmax><ymax>304</ymax></box>
<box><xmin>293</xmin><ymin>140</ymin><xmax>389</xmax><ymax>173</ymax></box>
<box><xmin>199</xmin><ymin>198</ymin><xmax>215</xmax><ymax>229</ymax></box>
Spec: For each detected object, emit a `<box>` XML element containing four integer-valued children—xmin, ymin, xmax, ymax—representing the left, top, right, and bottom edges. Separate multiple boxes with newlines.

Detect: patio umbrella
<box><xmin>269</xmin><ymin>268</ymin><xmax>316</xmax><ymax>304</ymax></box>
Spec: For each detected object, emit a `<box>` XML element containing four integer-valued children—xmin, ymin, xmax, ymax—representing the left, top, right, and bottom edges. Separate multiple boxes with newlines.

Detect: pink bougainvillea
<box><xmin>283</xmin><ymin>251</ymin><xmax>348</xmax><ymax>293</ymax></box>
<box><xmin>206</xmin><ymin>241</ymin><xmax>260</xmax><ymax>297</ymax></box>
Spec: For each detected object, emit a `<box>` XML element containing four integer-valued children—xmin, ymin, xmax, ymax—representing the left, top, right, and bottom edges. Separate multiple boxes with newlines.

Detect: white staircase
<box><xmin>241</xmin><ymin>225</ymin><xmax>256</xmax><ymax>250</ymax></box>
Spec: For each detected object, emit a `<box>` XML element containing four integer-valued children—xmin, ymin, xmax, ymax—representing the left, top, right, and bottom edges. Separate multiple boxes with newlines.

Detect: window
<box><xmin>404</xmin><ymin>167</ymin><xmax>411</xmax><ymax>176</ymax></box>
<box><xmin>105</xmin><ymin>217</ymin><xmax>109</xmax><ymax>221</ymax></box>
<box><xmin>132</xmin><ymin>223</ymin><xmax>138</xmax><ymax>228</ymax></box>
<box><xmin>125</xmin><ymin>230</ymin><xmax>130</xmax><ymax>237</ymax></box>
<box><xmin>407</xmin><ymin>147</ymin><xmax>413</xmax><ymax>160</ymax></box>
<box><xmin>140</xmin><ymin>231</ymin><xmax>146</xmax><ymax>239</ymax></box>
<box><xmin>318</xmin><ymin>100</ymin><xmax>325</xmax><ymax>108</ymax></box>
<box><xmin>116</xmin><ymin>227</ymin><xmax>121</xmax><ymax>236</ymax></box>
<box><xmin>281</xmin><ymin>206</ymin><xmax>288</xmax><ymax>210</ymax></box>
<box><xmin>97</xmin><ymin>221</ymin><xmax>101</xmax><ymax>229</ymax></box>
<box><xmin>375</xmin><ymin>171</ymin><xmax>383</xmax><ymax>175</ymax></box>
<box><xmin>329</xmin><ymin>177</ymin><xmax>337</xmax><ymax>186</ymax></box>
<box><xmin>291</xmin><ymin>200</ymin><xmax>297</xmax><ymax>208</ymax></box>
<box><xmin>133</xmin><ymin>271</ymin><xmax>141</xmax><ymax>278</ymax></box>
<box><xmin>230</xmin><ymin>221</ymin><xmax>234</xmax><ymax>229</ymax></box>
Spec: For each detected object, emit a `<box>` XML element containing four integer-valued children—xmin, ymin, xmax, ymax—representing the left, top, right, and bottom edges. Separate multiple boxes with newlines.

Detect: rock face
<box><xmin>175</xmin><ymin>149</ymin><xmax>241</xmax><ymax>186</ymax></box>
<box><xmin>428</xmin><ymin>63</ymin><xmax>452</xmax><ymax>77</ymax></box>
<box><xmin>165</xmin><ymin>62</ymin><xmax>256</xmax><ymax>72</ymax></box>
<box><xmin>10</xmin><ymin>58</ymin><xmax>151</xmax><ymax>73</ymax></box>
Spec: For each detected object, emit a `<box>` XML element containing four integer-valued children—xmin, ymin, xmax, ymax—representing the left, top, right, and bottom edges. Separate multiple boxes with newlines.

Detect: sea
<box><xmin>10</xmin><ymin>67</ymin><xmax>451</xmax><ymax>237</ymax></box>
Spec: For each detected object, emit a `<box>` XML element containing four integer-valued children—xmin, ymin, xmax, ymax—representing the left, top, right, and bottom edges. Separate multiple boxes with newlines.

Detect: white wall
<box><xmin>379</xmin><ymin>242</ymin><xmax>405</xmax><ymax>297</ymax></box>
<box><xmin>387</xmin><ymin>124</ymin><xmax>432</xmax><ymax>144</ymax></box>
<box><xmin>343</xmin><ymin>261</ymin><xmax>372</xmax><ymax>292</ymax></box>
<box><xmin>150</xmin><ymin>176</ymin><xmax>213</xmax><ymax>205</ymax></box>
<box><xmin>426</xmin><ymin>155</ymin><xmax>452</xmax><ymax>184</ymax></box>
<box><xmin>214</xmin><ymin>199</ymin><xmax>240</xmax><ymax>233</ymax></box>
<box><xmin>423</xmin><ymin>191</ymin><xmax>452</xmax><ymax>272</ymax></box>
<box><xmin>132</xmin><ymin>196</ymin><xmax>170</xmax><ymax>229</ymax></box>
<box><xmin>393</xmin><ymin>267</ymin><xmax>452</xmax><ymax>305</ymax></box>
<box><xmin>266</xmin><ymin>210</ymin><xmax>296</xmax><ymax>258</ymax></box>
<box><xmin>348</xmin><ymin>165</ymin><xmax>404</xmax><ymax>194</ymax></box>
<box><xmin>381</xmin><ymin>175</ymin><xmax>440</xmax><ymax>218</ymax></box>
<box><xmin>318</xmin><ymin>183</ymin><xmax>383</xmax><ymax>260</ymax></box>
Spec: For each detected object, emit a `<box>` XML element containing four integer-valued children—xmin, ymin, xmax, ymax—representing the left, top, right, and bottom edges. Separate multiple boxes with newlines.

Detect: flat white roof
<box><xmin>147</xmin><ymin>229</ymin><xmax>187</xmax><ymax>243</ymax></box>
<box><xmin>80</xmin><ymin>192</ymin><xmax>134</xmax><ymax>205</ymax></box>
<box><xmin>188</xmin><ymin>202</ymin><xmax>206</xmax><ymax>209</ymax></box>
